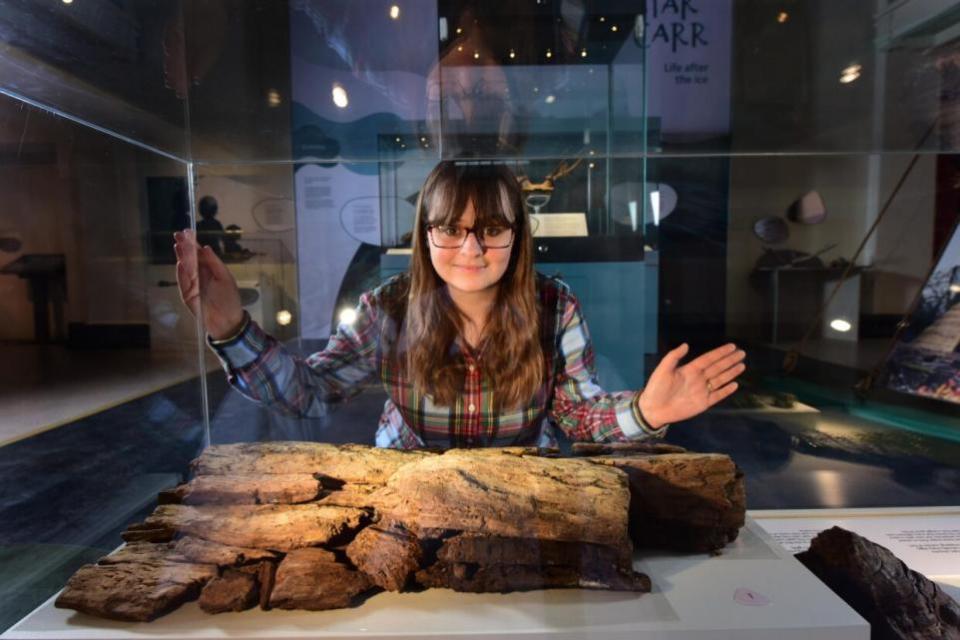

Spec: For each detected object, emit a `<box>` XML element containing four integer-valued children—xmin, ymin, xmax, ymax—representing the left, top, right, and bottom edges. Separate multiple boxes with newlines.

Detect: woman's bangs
<box><xmin>470</xmin><ymin>178</ymin><xmax>518</xmax><ymax>228</ymax></box>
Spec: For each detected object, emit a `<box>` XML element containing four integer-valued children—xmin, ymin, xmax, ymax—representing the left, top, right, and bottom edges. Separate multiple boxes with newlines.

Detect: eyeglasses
<box><xmin>426</xmin><ymin>224</ymin><xmax>514</xmax><ymax>249</ymax></box>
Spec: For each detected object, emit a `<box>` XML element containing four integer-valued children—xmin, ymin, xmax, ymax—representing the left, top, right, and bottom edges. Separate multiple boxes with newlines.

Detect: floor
<box><xmin>0</xmin><ymin>344</ymin><xmax>218</xmax><ymax>447</ymax></box>
<box><xmin>1</xmin><ymin>342</ymin><xmax>959</xmax><ymax>633</ymax></box>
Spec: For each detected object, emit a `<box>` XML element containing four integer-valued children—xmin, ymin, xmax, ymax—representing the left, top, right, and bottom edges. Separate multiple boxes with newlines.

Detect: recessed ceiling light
<box><xmin>830</xmin><ymin>319</ymin><xmax>852</xmax><ymax>333</ymax></box>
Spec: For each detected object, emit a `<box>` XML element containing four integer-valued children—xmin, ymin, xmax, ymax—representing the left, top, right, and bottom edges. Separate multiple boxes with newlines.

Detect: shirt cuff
<box><xmin>616</xmin><ymin>391</ymin><xmax>669</xmax><ymax>439</ymax></box>
<box><xmin>207</xmin><ymin>312</ymin><xmax>270</xmax><ymax>370</ymax></box>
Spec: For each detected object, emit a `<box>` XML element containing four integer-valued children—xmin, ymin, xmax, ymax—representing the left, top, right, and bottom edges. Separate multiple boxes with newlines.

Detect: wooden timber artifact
<box><xmin>55</xmin><ymin>442</ymin><xmax>746</xmax><ymax>622</ymax></box>
<box><xmin>796</xmin><ymin>527</ymin><xmax>960</xmax><ymax>639</ymax></box>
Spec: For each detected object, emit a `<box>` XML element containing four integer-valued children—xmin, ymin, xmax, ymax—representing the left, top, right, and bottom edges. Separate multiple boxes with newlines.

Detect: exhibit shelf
<box><xmin>1</xmin><ymin>519</ymin><xmax>868</xmax><ymax>640</ymax></box>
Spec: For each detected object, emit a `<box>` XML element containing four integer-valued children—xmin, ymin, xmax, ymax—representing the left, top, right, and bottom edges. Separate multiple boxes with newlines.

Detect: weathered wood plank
<box><xmin>137</xmin><ymin>504</ymin><xmax>369</xmax><ymax>551</ymax></box>
<box><xmin>55</xmin><ymin>555</ymin><xmax>217</xmax><ymax>622</ymax></box>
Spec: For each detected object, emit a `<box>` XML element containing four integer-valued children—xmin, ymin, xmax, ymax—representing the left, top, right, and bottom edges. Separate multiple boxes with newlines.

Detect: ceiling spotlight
<box><xmin>599</xmin><ymin>16</ymin><xmax>606</xmax><ymax>22</ymax></box>
<box><xmin>473</xmin><ymin>51</ymin><xmax>480</xmax><ymax>59</ymax></box>
<box><xmin>276</xmin><ymin>310</ymin><xmax>293</xmax><ymax>326</ymax></box>
<box><xmin>457</xmin><ymin>45</ymin><xmax>463</xmax><ymax>52</ymax></box>
<box><xmin>588</xmin><ymin>162</ymin><xmax>595</xmax><ymax>169</ymax></box>
<box><xmin>62</xmin><ymin>0</ymin><xmax>73</xmax><ymax>4</ymax></box>
<box><xmin>509</xmin><ymin>49</ymin><xmax>516</xmax><ymax>59</ymax></box>
<box><xmin>829</xmin><ymin>319</ymin><xmax>852</xmax><ymax>333</ymax></box>
<box><xmin>456</xmin><ymin>27</ymin><xmax>462</xmax><ymax>34</ymax></box>
<box><xmin>546</xmin><ymin>49</ymin><xmax>552</xmax><ymax>59</ymax></box>
<box><xmin>395</xmin><ymin>136</ymin><xmax>402</xmax><ymax>143</ymax></box>
<box><xmin>611</xmin><ymin>24</ymin><xmax>618</xmax><ymax>32</ymax></box>
<box><xmin>339</xmin><ymin>308</ymin><xmax>358</xmax><ymax>326</ymax></box>
<box><xmin>331</xmin><ymin>83</ymin><xmax>348</xmax><ymax>108</ymax></box>
<box><xmin>839</xmin><ymin>63</ymin><xmax>862</xmax><ymax>84</ymax></box>
<box><xmin>580</xmin><ymin>49</ymin><xmax>587</xmax><ymax>58</ymax></box>
<box><xmin>777</xmin><ymin>11</ymin><xmax>788</xmax><ymax>23</ymax></box>
<box><xmin>389</xmin><ymin>4</ymin><xmax>400</xmax><ymax>19</ymax></box>
<box><xmin>545</xmin><ymin>94</ymin><xmax>556</xmax><ymax>104</ymax></box>
<box><xmin>266</xmin><ymin>89</ymin><xmax>282</xmax><ymax>108</ymax></box>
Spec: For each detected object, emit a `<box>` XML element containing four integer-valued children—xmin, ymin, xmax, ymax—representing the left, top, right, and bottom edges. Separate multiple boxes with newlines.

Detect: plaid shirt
<box><xmin>210</xmin><ymin>273</ymin><xmax>666</xmax><ymax>449</ymax></box>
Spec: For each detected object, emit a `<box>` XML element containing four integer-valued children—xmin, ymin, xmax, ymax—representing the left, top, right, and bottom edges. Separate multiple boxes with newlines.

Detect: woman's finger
<box><xmin>707</xmin><ymin>362</ymin><xmax>746</xmax><ymax>390</ymax></box>
<box><xmin>702</xmin><ymin>349</ymin><xmax>746</xmax><ymax>380</ymax></box>
<box><xmin>658</xmin><ymin>343</ymin><xmax>689</xmax><ymax>370</ymax></box>
<box><xmin>686</xmin><ymin>343</ymin><xmax>738</xmax><ymax>372</ymax></box>
<box><xmin>199</xmin><ymin>245</ymin><xmax>232</xmax><ymax>282</ymax></box>
<box><xmin>708</xmin><ymin>382</ymin><xmax>738</xmax><ymax>405</ymax></box>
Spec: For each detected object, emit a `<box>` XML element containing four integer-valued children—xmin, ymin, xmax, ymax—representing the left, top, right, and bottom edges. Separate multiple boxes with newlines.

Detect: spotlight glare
<box><xmin>332</xmin><ymin>84</ymin><xmax>349</xmax><ymax>108</ymax></box>
<box><xmin>389</xmin><ymin>5</ymin><xmax>400</xmax><ymax>19</ymax></box>
<box><xmin>276</xmin><ymin>310</ymin><xmax>293</xmax><ymax>326</ymax></box>
<box><xmin>339</xmin><ymin>308</ymin><xmax>358</xmax><ymax>326</ymax></box>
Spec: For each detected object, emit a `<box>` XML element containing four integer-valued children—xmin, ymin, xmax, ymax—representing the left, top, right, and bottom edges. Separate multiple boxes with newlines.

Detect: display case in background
<box><xmin>1</xmin><ymin>0</ymin><xmax>960</xmax><ymax>635</ymax></box>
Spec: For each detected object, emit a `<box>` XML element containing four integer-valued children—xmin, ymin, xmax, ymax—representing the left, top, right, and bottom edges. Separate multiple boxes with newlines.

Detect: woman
<box><xmin>174</xmin><ymin>162</ymin><xmax>745</xmax><ymax>448</ymax></box>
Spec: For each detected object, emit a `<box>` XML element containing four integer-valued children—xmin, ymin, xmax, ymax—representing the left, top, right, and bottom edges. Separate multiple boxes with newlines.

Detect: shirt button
<box><xmin>468</xmin><ymin>403</ymin><xmax>476</xmax><ymax>413</ymax></box>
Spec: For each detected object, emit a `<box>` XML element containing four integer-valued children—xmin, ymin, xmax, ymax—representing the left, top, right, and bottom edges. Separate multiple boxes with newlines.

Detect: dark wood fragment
<box><xmin>796</xmin><ymin>527</ymin><xmax>960</xmax><ymax>640</ymax></box>
<box><xmin>158</xmin><ymin>483</ymin><xmax>189</xmax><ymax>505</ymax></box>
<box><xmin>54</xmin><ymin>559</ymin><xmax>216</xmax><ymax>622</ymax></box>
<box><xmin>416</xmin><ymin>562</ymin><xmax>650</xmax><ymax>593</ymax></box>
<box><xmin>257</xmin><ymin>560</ymin><xmax>277</xmax><ymax>610</ymax></box>
<box><xmin>345</xmin><ymin>526</ymin><xmax>422</xmax><ymax>591</ymax></box>
<box><xmin>198</xmin><ymin>569</ymin><xmax>259</xmax><ymax>614</ymax></box>
<box><xmin>589</xmin><ymin>453</ymin><xmax>745</xmax><ymax>552</ymax></box>
<box><xmin>437</xmin><ymin>534</ymin><xmax>628</xmax><ymax>570</ymax></box>
<box><xmin>269</xmin><ymin>548</ymin><xmax>373</xmax><ymax>610</ymax></box>
<box><xmin>572</xmin><ymin>442</ymin><xmax>687</xmax><ymax>456</ymax></box>
<box><xmin>121</xmin><ymin>522</ymin><xmax>176</xmax><ymax>544</ymax></box>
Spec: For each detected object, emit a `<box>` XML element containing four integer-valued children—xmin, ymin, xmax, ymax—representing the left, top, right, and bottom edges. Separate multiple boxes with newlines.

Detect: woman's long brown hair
<box><xmin>402</xmin><ymin>161</ymin><xmax>543</xmax><ymax>410</ymax></box>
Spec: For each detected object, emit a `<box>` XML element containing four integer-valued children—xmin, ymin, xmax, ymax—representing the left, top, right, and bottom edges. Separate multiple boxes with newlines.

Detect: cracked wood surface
<box><xmin>136</xmin><ymin>503</ymin><xmax>370</xmax><ymax>551</ymax></box>
<box><xmin>57</xmin><ymin>442</ymin><xmax>746</xmax><ymax>623</ymax></box>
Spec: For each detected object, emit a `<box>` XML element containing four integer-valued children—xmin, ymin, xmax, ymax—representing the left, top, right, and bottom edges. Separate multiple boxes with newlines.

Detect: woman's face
<box><xmin>428</xmin><ymin>200</ymin><xmax>513</xmax><ymax>298</ymax></box>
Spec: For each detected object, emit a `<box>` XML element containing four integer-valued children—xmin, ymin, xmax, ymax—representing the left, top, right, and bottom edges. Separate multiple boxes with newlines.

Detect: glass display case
<box><xmin>1</xmin><ymin>0</ymin><xmax>959</xmax><ymax>635</ymax></box>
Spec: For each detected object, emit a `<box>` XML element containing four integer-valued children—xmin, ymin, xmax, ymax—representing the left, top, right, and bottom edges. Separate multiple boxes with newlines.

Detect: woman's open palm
<box><xmin>639</xmin><ymin>343</ymin><xmax>746</xmax><ymax>428</ymax></box>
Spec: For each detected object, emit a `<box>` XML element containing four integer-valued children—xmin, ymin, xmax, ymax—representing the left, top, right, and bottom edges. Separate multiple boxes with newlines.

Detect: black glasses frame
<box><xmin>425</xmin><ymin>224</ymin><xmax>516</xmax><ymax>250</ymax></box>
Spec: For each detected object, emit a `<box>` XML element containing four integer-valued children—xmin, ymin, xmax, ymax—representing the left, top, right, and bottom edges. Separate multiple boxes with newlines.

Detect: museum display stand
<box><xmin>1</xmin><ymin>519</ymin><xmax>867</xmax><ymax>640</ymax></box>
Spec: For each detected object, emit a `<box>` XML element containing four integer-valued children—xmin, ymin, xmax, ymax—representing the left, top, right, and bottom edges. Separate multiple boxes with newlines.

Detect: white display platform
<box><xmin>2</xmin><ymin>518</ymin><xmax>868</xmax><ymax>640</ymax></box>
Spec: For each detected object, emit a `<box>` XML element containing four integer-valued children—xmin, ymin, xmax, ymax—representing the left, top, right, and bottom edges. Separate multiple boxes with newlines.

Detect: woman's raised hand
<box><xmin>637</xmin><ymin>343</ymin><xmax>746</xmax><ymax>429</ymax></box>
<box><xmin>173</xmin><ymin>230</ymin><xmax>245</xmax><ymax>340</ymax></box>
